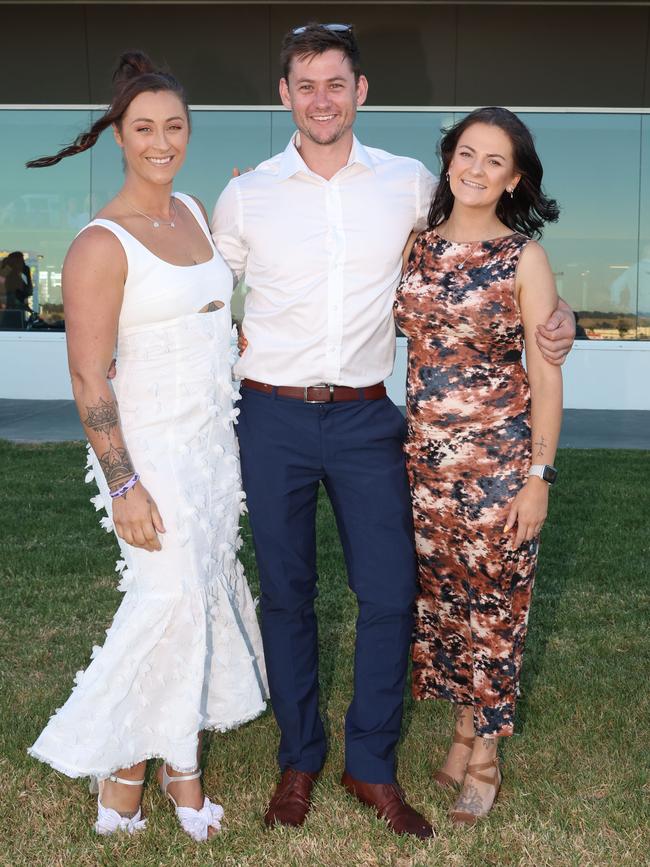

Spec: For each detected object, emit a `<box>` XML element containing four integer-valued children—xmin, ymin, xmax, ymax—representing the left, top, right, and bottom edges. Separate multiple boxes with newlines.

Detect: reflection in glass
<box><xmin>523</xmin><ymin>112</ymin><xmax>642</xmax><ymax>339</ymax></box>
<box><xmin>638</xmin><ymin>115</ymin><xmax>650</xmax><ymax>338</ymax></box>
<box><xmin>1</xmin><ymin>108</ymin><xmax>649</xmax><ymax>338</ymax></box>
<box><xmin>0</xmin><ymin>110</ymin><xmax>91</xmax><ymax>329</ymax></box>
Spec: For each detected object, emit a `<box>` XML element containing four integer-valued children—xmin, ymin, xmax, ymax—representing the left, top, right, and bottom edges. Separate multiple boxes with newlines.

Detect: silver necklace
<box><xmin>119</xmin><ymin>193</ymin><xmax>177</xmax><ymax>228</ymax></box>
<box><xmin>455</xmin><ymin>241</ymin><xmax>482</xmax><ymax>271</ymax></box>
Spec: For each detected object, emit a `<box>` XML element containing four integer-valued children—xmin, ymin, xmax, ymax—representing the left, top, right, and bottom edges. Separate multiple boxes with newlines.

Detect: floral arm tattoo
<box><xmin>83</xmin><ymin>396</ymin><xmax>135</xmax><ymax>492</ymax></box>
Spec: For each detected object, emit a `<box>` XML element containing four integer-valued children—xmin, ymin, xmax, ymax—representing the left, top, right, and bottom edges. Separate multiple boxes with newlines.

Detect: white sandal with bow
<box><xmin>89</xmin><ymin>774</ymin><xmax>147</xmax><ymax>836</ymax></box>
<box><xmin>159</xmin><ymin>765</ymin><xmax>224</xmax><ymax>842</ymax></box>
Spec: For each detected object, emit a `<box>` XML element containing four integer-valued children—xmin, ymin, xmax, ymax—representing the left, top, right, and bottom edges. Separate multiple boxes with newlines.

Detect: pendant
<box><xmin>170</xmin><ymin>222</ymin><xmax>175</xmax><ymax>228</ymax></box>
<box><xmin>456</xmin><ymin>263</ymin><xmax>465</xmax><ymax>270</ymax></box>
<box><xmin>153</xmin><ymin>221</ymin><xmax>160</xmax><ymax>228</ymax></box>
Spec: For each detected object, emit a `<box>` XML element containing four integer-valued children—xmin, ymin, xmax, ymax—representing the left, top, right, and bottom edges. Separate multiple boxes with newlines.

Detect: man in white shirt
<box><xmin>212</xmin><ymin>23</ymin><xmax>575</xmax><ymax>838</ymax></box>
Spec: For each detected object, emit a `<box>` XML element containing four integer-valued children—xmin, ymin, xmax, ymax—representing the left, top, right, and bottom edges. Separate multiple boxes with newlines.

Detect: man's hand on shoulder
<box><xmin>232</xmin><ymin>166</ymin><xmax>254</xmax><ymax>178</ymax></box>
<box><xmin>535</xmin><ymin>297</ymin><xmax>576</xmax><ymax>366</ymax></box>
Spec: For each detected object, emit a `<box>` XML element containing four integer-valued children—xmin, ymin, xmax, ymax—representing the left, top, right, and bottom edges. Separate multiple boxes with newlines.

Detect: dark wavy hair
<box><xmin>428</xmin><ymin>106</ymin><xmax>559</xmax><ymax>239</ymax></box>
<box><xmin>26</xmin><ymin>51</ymin><xmax>189</xmax><ymax>168</ymax></box>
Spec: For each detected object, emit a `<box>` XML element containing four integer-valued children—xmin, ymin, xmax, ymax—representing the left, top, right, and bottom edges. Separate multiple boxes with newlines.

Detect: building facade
<box><xmin>1</xmin><ymin>1</ymin><xmax>650</xmax><ymax>408</ymax></box>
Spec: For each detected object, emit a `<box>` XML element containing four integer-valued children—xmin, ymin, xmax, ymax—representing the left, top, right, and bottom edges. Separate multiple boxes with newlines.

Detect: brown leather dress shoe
<box><xmin>264</xmin><ymin>769</ymin><xmax>319</xmax><ymax>828</ymax></box>
<box><xmin>341</xmin><ymin>772</ymin><xmax>435</xmax><ymax>839</ymax></box>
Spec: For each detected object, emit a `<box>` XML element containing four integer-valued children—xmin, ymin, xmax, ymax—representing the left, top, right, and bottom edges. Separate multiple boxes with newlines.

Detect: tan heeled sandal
<box><xmin>449</xmin><ymin>757</ymin><xmax>502</xmax><ymax>826</ymax></box>
<box><xmin>433</xmin><ymin>731</ymin><xmax>475</xmax><ymax>790</ymax></box>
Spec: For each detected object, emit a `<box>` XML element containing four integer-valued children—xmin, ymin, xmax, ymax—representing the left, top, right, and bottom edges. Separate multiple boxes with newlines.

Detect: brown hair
<box><xmin>428</xmin><ymin>107</ymin><xmax>560</xmax><ymax>240</ymax></box>
<box><xmin>26</xmin><ymin>51</ymin><xmax>190</xmax><ymax>168</ymax></box>
<box><xmin>280</xmin><ymin>22</ymin><xmax>361</xmax><ymax>82</ymax></box>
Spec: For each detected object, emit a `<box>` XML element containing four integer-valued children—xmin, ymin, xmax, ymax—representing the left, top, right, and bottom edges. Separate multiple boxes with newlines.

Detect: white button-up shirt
<box><xmin>212</xmin><ymin>134</ymin><xmax>436</xmax><ymax>387</ymax></box>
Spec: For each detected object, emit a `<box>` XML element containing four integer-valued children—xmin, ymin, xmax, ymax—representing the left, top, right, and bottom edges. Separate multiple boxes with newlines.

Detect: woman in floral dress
<box><xmin>395</xmin><ymin>107</ymin><xmax>562</xmax><ymax>825</ymax></box>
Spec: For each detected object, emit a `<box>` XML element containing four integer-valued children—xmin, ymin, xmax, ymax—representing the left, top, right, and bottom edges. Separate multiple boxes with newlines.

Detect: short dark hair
<box><xmin>280</xmin><ymin>22</ymin><xmax>361</xmax><ymax>82</ymax></box>
<box><xmin>428</xmin><ymin>106</ymin><xmax>560</xmax><ymax>240</ymax></box>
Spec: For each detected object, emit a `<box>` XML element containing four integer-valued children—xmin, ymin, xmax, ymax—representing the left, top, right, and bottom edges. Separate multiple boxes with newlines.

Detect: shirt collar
<box><xmin>277</xmin><ymin>132</ymin><xmax>375</xmax><ymax>181</ymax></box>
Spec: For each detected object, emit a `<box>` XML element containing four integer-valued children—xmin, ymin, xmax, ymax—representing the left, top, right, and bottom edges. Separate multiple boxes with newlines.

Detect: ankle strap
<box><xmin>465</xmin><ymin>758</ymin><xmax>499</xmax><ymax>786</ymax></box>
<box><xmin>107</xmin><ymin>774</ymin><xmax>145</xmax><ymax>786</ymax></box>
<box><xmin>453</xmin><ymin>732</ymin><xmax>475</xmax><ymax>749</ymax></box>
<box><xmin>162</xmin><ymin>764</ymin><xmax>202</xmax><ymax>790</ymax></box>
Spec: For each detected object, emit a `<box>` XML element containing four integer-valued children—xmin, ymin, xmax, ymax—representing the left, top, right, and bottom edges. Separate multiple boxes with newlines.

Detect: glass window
<box><xmin>637</xmin><ymin>116</ymin><xmax>650</xmax><ymax>338</ymax></box>
<box><xmin>0</xmin><ymin>110</ymin><xmax>90</xmax><ymax>331</ymax></box>
<box><xmin>272</xmin><ymin>108</ymin><xmax>450</xmax><ymax>177</ymax></box>
<box><xmin>90</xmin><ymin>108</ymin><xmax>273</xmax><ymax>219</ymax></box>
<box><xmin>523</xmin><ymin>112</ymin><xmax>642</xmax><ymax>340</ymax></box>
<box><xmin>356</xmin><ymin>110</ymin><xmax>449</xmax><ymax>176</ymax></box>
<box><xmin>1</xmin><ymin>108</ymin><xmax>649</xmax><ymax>339</ymax></box>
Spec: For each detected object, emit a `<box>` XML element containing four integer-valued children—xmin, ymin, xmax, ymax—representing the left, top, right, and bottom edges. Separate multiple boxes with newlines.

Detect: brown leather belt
<box><xmin>242</xmin><ymin>379</ymin><xmax>386</xmax><ymax>403</ymax></box>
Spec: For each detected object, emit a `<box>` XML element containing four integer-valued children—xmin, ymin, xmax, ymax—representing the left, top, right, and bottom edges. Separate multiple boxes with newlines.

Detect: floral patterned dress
<box><xmin>394</xmin><ymin>229</ymin><xmax>538</xmax><ymax>737</ymax></box>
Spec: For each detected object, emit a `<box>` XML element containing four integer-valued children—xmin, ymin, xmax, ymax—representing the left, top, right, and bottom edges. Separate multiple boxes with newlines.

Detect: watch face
<box><xmin>542</xmin><ymin>465</ymin><xmax>558</xmax><ymax>484</ymax></box>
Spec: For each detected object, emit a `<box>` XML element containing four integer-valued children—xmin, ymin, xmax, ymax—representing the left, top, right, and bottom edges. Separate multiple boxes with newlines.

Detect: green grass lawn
<box><xmin>0</xmin><ymin>441</ymin><xmax>648</xmax><ymax>867</ymax></box>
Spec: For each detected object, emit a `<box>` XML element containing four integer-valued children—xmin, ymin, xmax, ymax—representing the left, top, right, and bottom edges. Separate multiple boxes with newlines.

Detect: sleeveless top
<box><xmin>395</xmin><ymin>229</ymin><xmax>531</xmax><ymax>428</ymax></box>
<box><xmin>77</xmin><ymin>192</ymin><xmax>234</xmax><ymax>333</ymax></box>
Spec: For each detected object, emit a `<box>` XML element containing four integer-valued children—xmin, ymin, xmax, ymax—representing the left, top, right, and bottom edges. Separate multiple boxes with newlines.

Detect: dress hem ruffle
<box><xmin>27</xmin><ymin>700</ymin><xmax>267</xmax><ymax>780</ymax></box>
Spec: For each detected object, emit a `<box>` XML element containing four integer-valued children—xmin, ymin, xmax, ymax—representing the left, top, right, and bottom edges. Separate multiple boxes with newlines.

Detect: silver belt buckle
<box><xmin>303</xmin><ymin>383</ymin><xmax>335</xmax><ymax>403</ymax></box>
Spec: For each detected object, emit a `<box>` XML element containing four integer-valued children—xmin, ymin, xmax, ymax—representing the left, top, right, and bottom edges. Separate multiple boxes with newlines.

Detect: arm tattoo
<box><xmin>97</xmin><ymin>442</ymin><xmax>135</xmax><ymax>490</ymax></box>
<box><xmin>83</xmin><ymin>397</ymin><xmax>135</xmax><ymax>491</ymax></box>
<box><xmin>534</xmin><ymin>434</ymin><xmax>547</xmax><ymax>457</ymax></box>
<box><xmin>84</xmin><ymin>397</ymin><xmax>119</xmax><ymax>435</ymax></box>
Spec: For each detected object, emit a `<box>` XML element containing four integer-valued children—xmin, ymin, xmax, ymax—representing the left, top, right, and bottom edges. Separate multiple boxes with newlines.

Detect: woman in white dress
<box><xmin>26</xmin><ymin>51</ymin><xmax>268</xmax><ymax>841</ymax></box>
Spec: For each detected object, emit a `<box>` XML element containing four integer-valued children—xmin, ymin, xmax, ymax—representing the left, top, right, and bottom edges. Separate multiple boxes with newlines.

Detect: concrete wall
<box><xmin>2</xmin><ymin>3</ymin><xmax>650</xmax><ymax>107</ymax></box>
<box><xmin>3</xmin><ymin>332</ymin><xmax>649</xmax><ymax>411</ymax></box>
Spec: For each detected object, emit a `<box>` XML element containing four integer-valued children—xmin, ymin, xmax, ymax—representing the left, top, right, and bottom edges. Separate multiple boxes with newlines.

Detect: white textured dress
<box><xmin>29</xmin><ymin>193</ymin><xmax>268</xmax><ymax>779</ymax></box>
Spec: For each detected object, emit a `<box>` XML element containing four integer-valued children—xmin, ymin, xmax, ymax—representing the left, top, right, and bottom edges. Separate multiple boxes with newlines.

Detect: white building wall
<box><xmin>2</xmin><ymin>332</ymin><xmax>649</xmax><ymax>410</ymax></box>
<box><xmin>388</xmin><ymin>338</ymin><xmax>650</xmax><ymax>410</ymax></box>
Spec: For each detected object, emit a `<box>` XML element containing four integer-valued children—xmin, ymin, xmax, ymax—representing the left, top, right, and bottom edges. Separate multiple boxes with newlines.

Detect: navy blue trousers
<box><xmin>236</xmin><ymin>387</ymin><xmax>417</xmax><ymax>784</ymax></box>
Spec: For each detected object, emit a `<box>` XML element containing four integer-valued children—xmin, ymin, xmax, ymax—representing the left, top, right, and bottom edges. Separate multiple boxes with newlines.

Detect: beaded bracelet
<box><xmin>109</xmin><ymin>473</ymin><xmax>140</xmax><ymax>499</ymax></box>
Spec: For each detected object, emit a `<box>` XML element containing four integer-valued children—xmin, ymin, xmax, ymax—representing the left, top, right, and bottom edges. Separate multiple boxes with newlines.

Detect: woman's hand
<box><xmin>504</xmin><ymin>477</ymin><xmax>549</xmax><ymax>548</ymax></box>
<box><xmin>112</xmin><ymin>482</ymin><xmax>166</xmax><ymax>552</ymax></box>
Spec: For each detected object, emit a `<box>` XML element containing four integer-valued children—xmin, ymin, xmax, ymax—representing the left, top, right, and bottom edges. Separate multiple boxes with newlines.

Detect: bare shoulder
<box><xmin>519</xmin><ymin>238</ymin><xmax>550</xmax><ymax>269</ymax></box>
<box><xmin>517</xmin><ymin>239</ymin><xmax>553</xmax><ymax>288</ymax></box>
<box><xmin>65</xmin><ymin>225</ymin><xmax>124</xmax><ymax>265</ymax></box>
<box><xmin>186</xmin><ymin>194</ymin><xmax>210</xmax><ymax>224</ymax></box>
<box><xmin>63</xmin><ymin>225</ymin><xmax>126</xmax><ymax>285</ymax></box>
<box><xmin>517</xmin><ymin>238</ymin><xmax>558</xmax><ymax>312</ymax></box>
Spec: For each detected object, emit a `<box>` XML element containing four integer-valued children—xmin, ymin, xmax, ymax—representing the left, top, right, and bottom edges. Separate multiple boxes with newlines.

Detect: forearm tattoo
<box><xmin>534</xmin><ymin>435</ymin><xmax>547</xmax><ymax>457</ymax></box>
<box><xmin>83</xmin><ymin>397</ymin><xmax>134</xmax><ymax>491</ymax></box>
<box><xmin>97</xmin><ymin>443</ymin><xmax>135</xmax><ymax>489</ymax></box>
<box><xmin>83</xmin><ymin>396</ymin><xmax>118</xmax><ymax>435</ymax></box>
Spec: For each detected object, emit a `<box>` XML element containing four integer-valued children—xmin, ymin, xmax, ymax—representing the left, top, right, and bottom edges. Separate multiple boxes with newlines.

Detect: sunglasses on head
<box><xmin>292</xmin><ymin>23</ymin><xmax>353</xmax><ymax>36</ymax></box>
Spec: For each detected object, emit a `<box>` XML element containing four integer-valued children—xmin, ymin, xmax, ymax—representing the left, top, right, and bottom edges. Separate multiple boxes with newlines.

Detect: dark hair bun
<box><xmin>26</xmin><ymin>48</ymin><xmax>187</xmax><ymax>168</ymax></box>
<box><xmin>112</xmin><ymin>50</ymin><xmax>157</xmax><ymax>86</ymax></box>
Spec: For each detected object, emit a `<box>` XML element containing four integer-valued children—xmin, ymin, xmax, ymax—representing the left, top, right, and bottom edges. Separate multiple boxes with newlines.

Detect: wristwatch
<box><xmin>528</xmin><ymin>464</ymin><xmax>558</xmax><ymax>485</ymax></box>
